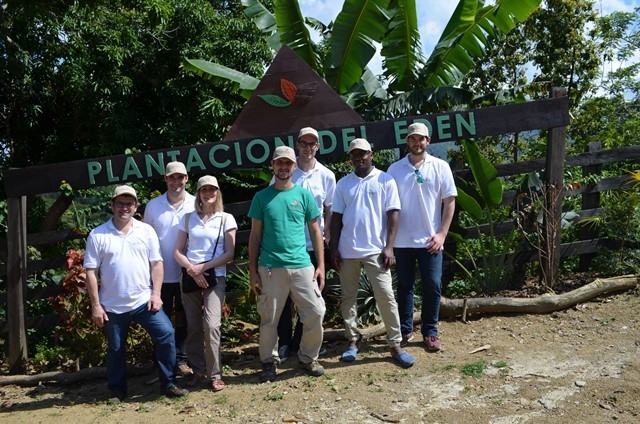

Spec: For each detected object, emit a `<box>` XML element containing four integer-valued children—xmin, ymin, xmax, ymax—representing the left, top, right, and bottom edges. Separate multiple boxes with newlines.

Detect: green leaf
<box><xmin>455</xmin><ymin>176</ymin><xmax>485</xmax><ymax>219</ymax></box>
<box><xmin>242</xmin><ymin>0</ymin><xmax>281</xmax><ymax>51</ymax></box>
<box><xmin>381</xmin><ymin>0</ymin><xmax>425</xmax><ymax>91</ymax></box>
<box><xmin>462</xmin><ymin>139</ymin><xmax>503</xmax><ymax>207</ymax></box>
<box><xmin>274</xmin><ymin>0</ymin><xmax>319</xmax><ymax>70</ymax></box>
<box><xmin>182</xmin><ymin>59</ymin><xmax>260</xmax><ymax>99</ymax></box>
<box><xmin>422</xmin><ymin>0</ymin><xmax>541</xmax><ymax>87</ymax></box>
<box><xmin>258</xmin><ymin>94</ymin><xmax>291</xmax><ymax>107</ymax></box>
<box><xmin>326</xmin><ymin>0</ymin><xmax>393</xmax><ymax>94</ymax></box>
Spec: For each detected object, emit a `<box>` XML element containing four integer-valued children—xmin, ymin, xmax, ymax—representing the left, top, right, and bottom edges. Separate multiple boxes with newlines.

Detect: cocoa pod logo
<box><xmin>259</xmin><ymin>79</ymin><xmax>316</xmax><ymax>107</ymax></box>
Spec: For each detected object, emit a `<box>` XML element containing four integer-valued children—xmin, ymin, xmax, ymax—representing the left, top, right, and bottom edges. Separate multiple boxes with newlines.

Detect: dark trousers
<box><xmin>160</xmin><ymin>283</ymin><xmax>188</xmax><ymax>365</ymax></box>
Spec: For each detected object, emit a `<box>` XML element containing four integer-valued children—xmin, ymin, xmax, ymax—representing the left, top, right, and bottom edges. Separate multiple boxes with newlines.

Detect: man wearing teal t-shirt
<box><xmin>248</xmin><ymin>146</ymin><xmax>327</xmax><ymax>383</ymax></box>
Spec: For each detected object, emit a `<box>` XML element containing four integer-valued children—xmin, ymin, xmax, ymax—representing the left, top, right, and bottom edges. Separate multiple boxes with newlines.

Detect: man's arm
<box><xmin>429</xmin><ymin>196</ymin><xmax>456</xmax><ymax>253</ymax></box>
<box><xmin>323</xmin><ymin>205</ymin><xmax>333</xmax><ymax>244</ymax></box>
<box><xmin>248</xmin><ymin>218</ymin><xmax>263</xmax><ymax>296</ymax></box>
<box><xmin>147</xmin><ymin>260</ymin><xmax>164</xmax><ymax>312</ymax></box>
<box><xmin>329</xmin><ymin>212</ymin><xmax>343</xmax><ymax>272</ymax></box>
<box><xmin>307</xmin><ymin>218</ymin><xmax>325</xmax><ymax>291</ymax></box>
<box><xmin>86</xmin><ymin>269</ymin><xmax>108</xmax><ymax>327</ymax></box>
<box><xmin>382</xmin><ymin>209</ymin><xmax>399</xmax><ymax>269</ymax></box>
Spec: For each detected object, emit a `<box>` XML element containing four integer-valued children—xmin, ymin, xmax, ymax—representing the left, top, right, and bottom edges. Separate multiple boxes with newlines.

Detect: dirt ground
<box><xmin>1</xmin><ymin>287</ymin><xmax>639</xmax><ymax>424</ymax></box>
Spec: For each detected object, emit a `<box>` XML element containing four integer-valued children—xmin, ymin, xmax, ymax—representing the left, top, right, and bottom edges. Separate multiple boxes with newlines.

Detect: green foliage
<box><xmin>461</xmin><ymin>359</ymin><xmax>485</xmax><ymax>377</ymax></box>
<box><xmin>357</xmin><ymin>269</ymin><xmax>398</xmax><ymax>325</ymax></box>
<box><xmin>444</xmin><ymin>277</ymin><xmax>475</xmax><ymax>298</ymax></box>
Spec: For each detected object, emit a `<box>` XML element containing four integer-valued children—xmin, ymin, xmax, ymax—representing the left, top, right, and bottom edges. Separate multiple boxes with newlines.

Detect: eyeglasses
<box><xmin>114</xmin><ymin>201</ymin><xmax>136</xmax><ymax>209</ymax></box>
<box><xmin>414</xmin><ymin>169</ymin><xmax>424</xmax><ymax>184</ymax></box>
<box><xmin>298</xmin><ymin>141</ymin><xmax>318</xmax><ymax>149</ymax></box>
<box><xmin>349</xmin><ymin>151</ymin><xmax>372</xmax><ymax>160</ymax></box>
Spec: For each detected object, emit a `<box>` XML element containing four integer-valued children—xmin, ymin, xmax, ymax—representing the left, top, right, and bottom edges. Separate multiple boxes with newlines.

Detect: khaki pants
<box><xmin>339</xmin><ymin>254</ymin><xmax>402</xmax><ymax>347</ymax></box>
<box><xmin>257</xmin><ymin>266</ymin><xmax>325</xmax><ymax>364</ymax></box>
<box><xmin>182</xmin><ymin>276</ymin><xmax>225</xmax><ymax>380</ymax></box>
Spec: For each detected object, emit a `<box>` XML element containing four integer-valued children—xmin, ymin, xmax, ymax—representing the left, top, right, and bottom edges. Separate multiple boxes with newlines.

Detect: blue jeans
<box><xmin>104</xmin><ymin>303</ymin><xmax>177</xmax><ymax>395</ymax></box>
<box><xmin>394</xmin><ymin>248</ymin><xmax>442</xmax><ymax>338</ymax></box>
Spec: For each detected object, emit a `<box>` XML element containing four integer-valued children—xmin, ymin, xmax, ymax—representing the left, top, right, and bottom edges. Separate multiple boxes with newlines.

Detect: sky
<box><xmin>297</xmin><ymin>0</ymin><xmax>640</xmax><ymax>77</ymax></box>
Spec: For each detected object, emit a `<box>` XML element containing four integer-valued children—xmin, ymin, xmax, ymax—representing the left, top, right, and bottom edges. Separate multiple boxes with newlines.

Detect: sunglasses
<box><xmin>414</xmin><ymin>169</ymin><xmax>424</xmax><ymax>184</ymax></box>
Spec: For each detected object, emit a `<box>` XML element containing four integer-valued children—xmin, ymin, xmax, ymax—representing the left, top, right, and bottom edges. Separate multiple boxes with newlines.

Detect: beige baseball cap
<box><xmin>112</xmin><ymin>185</ymin><xmax>138</xmax><ymax>202</ymax></box>
<box><xmin>197</xmin><ymin>175</ymin><xmax>219</xmax><ymax>190</ymax></box>
<box><xmin>298</xmin><ymin>127</ymin><xmax>319</xmax><ymax>142</ymax></box>
<box><xmin>165</xmin><ymin>161</ymin><xmax>187</xmax><ymax>176</ymax></box>
<box><xmin>272</xmin><ymin>146</ymin><xmax>296</xmax><ymax>162</ymax></box>
<box><xmin>407</xmin><ymin>122</ymin><xmax>430</xmax><ymax>138</ymax></box>
<box><xmin>347</xmin><ymin>138</ymin><xmax>372</xmax><ymax>153</ymax></box>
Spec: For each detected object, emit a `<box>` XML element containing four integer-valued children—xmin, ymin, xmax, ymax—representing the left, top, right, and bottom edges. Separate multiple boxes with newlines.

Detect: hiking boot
<box><xmin>161</xmin><ymin>384</ymin><xmax>189</xmax><ymax>398</ymax></box>
<box><xmin>260</xmin><ymin>361</ymin><xmax>277</xmax><ymax>383</ymax></box>
<box><xmin>299</xmin><ymin>360</ymin><xmax>325</xmax><ymax>377</ymax></box>
<box><xmin>177</xmin><ymin>363</ymin><xmax>193</xmax><ymax>376</ymax></box>
<box><xmin>400</xmin><ymin>332</ymin><xmax>414</xmax><ymax>348</ymax></box>
<box><xmin>424</xmin><ymin>335</ymin><xmax>441</xmax><ymax>352</ymax></box>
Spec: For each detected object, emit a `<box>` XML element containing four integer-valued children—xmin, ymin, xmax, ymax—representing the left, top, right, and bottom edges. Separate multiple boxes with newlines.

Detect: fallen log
<box><xmin>0</xmin><ymin>365</ymin><xmax>153</xmax><ymax>387</ymax></box>
<box><xmin>324</xmin><ymin>274</ymin><xmax>638</xmax><ymax>341</ymax></box>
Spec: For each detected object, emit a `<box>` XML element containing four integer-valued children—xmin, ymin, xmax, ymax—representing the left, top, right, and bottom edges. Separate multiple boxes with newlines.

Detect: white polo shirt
<box><xmin>387</xmin><ymin>154</ymin><xmax>457</xmax><ymax>248</ymax></box>
<box><xmin>84</xmin><ymin>218</ymin><xmax>163</xmax><ymax>314</ymax></box>
<box><xmin>332</xmin><ymin>167</ymin><xmax>400</xmax><ymax>258</ymax></box>
<box><xmin>178</xmin><ymin>211</ymin><xmax>238</xmax><ymax>277</ymax></box>
<box><xmin>144</xmin><ymin>192</ymin><xmax>195</xmax><ymax>283</ymax></box>
<box><xmin>270</xmin><ymin>159</ymin><xmax>336</xmax><ymax>250</ymax></box>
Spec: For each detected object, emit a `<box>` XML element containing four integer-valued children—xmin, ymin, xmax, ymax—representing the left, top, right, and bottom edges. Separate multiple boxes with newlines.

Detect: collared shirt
<box><xmin>84</xmin><ymin>218</ymin><xmax>162</xmax><ymax>314</ymax></box>
<box><xmin>332</xmin><ymin>168</ymin><xmax>400</xmax><ymax>258</ymax></box>
<box><xmin>387</xmin><ymin>154</ymin><xmax>457</xmax><ymax>248</ymax></box>
<box><xmin>144</xmin><ymin>192</ymin><xmax>195</xmax><ymax>283</ymax></box>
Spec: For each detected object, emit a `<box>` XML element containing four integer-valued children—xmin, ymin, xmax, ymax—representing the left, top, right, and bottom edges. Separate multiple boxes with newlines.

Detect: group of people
<box><xmin>83</xmin><ymin>122</ymin><xmax>456</xmax><ymax>399</ymax></box>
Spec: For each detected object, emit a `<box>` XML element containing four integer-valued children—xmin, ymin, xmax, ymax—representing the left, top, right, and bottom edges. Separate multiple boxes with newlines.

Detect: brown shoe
<box><xmin>177</xmin><ymin>363</ymin><xmax>193</xmax><ymax>376</ymax></box>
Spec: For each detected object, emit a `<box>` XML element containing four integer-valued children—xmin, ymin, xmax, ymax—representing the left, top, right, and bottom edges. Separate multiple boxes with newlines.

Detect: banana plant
<box><xmin>183</xmin><ymin>0</ymin><xmax>541</xmax><ymax>114</ymax></box>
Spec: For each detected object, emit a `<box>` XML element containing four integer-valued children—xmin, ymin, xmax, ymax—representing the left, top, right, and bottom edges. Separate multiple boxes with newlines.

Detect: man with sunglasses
<box><xmin>330</xmin><ymin>138</ymin><xmax>415</xmax><ymax>368</ymax></box>
<box><xmin>84</xmin><ymin>185</ymin><xmax>189</xmax><ymax>402</ymax></box>
<box><xmin>387</xmin><ymin>122</ymin><xmax>457</xmax><ymax>352</ymax></box>
<box><xmin>271</xmin><ymin>127</ymin><xmax>335</xmax><ymax>363</ymax></box>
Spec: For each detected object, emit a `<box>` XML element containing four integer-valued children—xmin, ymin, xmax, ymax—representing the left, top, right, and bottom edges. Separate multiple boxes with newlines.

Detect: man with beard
<box><xmin>387</xmin><ymin>123</ymin><xmax>457</xmax><ymax>351</ymax></box>
<box><xmin>248</xmin><ymin>146</ymin><xmax>327</xmax><ymax>383</ymax></box>
<box><xmin>330</xmin><ymin>138</ymin><xmax>416</xmax><ymax>368</ymax></box>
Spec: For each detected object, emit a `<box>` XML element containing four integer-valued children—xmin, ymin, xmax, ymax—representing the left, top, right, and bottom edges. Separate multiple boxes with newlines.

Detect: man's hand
<box><xmin>314</xmin><ymin>267</ymin><xmax>325</xmax><ymax>292</ymax></box>
<box><xmin>380</xmin><ymin>246</ymin><xmax>395</xmax><ymax>270</ymax></box>
<box><xmin>250</xmin><ymin>271</ymin><xmax>262</xmax><ymax>296</ymax></box>
<box><xmin>147</xmin><ymin>293</ymin><xmax>163</xmax><ymax>312</ymax></box>
<box><xmin>91</xmin><ymin>304</ymin><xmax>109</xmax><ymax>328</ymax></box>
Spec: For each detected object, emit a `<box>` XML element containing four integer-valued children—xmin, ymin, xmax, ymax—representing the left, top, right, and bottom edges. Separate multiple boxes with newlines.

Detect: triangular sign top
<box><xmin>223</xmin><ymin>45</ymin><xmax>364</xmax><ymax>141</ymax></box>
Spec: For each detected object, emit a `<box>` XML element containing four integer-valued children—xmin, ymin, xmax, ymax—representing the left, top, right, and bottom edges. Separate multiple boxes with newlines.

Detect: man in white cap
<box><xmin>84</xmin><ymin>185</ymin><xmax>189</xmax><ymax>402</ymax></box>
<box><xmin>248</xmin><ymin>145</ymin><xmax>327</xmax><ymax>382</ymax></box>
<box><xmin>387</xmin><ymin>122</ymin><xmax>457</xmax><ymax>351</ymax></box>
<box><xmin>330</xmin><ymin>138</ymin><xmax>415</xmax><ymax>368</ymax></box>
<box><xmin>143</xmin><ymin>161</ymin><xmax>196</xmax><ymax>377</ymax></box>
<box><xmin>273</xmin><ymin>127</ymin><xmax>336</xmax><ymax>363</ymax></box>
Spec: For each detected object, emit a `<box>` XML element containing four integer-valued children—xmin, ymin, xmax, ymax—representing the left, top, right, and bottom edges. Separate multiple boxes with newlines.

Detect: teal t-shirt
<box><xmin>248</xmin><ymin>185</ymin><xmax>320</xmax><ymax>268</ymax></box>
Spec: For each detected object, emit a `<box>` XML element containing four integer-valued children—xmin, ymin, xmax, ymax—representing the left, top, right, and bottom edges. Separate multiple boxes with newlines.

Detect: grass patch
<box><xmin>461</xmin><ymin>359</ymin><xmax>485</xmax><ymax>377</ymax></box>
<box><xmin>493</xmin><ymin>360</ymin><xmax>508</xmax><ymax>368</ymax></box>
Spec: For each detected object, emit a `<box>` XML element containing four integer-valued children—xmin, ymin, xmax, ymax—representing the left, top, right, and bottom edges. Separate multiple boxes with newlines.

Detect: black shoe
<box><xmin>108</xmin><ymin>391</ymin><xmax>126</xmax><ymax>404</ymax></box>
<box><xmin>161</xmin><ymin>384</ymin><xmax>189</xmax><ymax>398</ymax></box>
<box><xmin>260</xmin><ymin>361</ymin><xmax>277</xmax><ymax>383</ymax></box>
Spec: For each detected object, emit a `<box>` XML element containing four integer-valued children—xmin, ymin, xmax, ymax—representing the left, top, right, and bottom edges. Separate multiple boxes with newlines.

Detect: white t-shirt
<box><xmin>144</xmin><ymin>192</ymin><xmax>196</xmax><ymax>283</ymax></box>
<box><xmin>178</xmin><ymin>211</ymin><xmax>238</xmax><ymax>277</ymax></box>
<box><xmin>331</xmin><ymin>168</ymin><xmax>400</xmax><ymax>258</ymax></box>
<box><xmin>84</xmin><ymin>218</ymin><xmax>163</xmax><ymax>314</ymax></box>
<box><xmin>387</xmin><ymin>154</ymin><xmax>457</xmax><ymax>248</ymax></box>
<box><xmin>270</xmin><ymin>159</ymin><xmax>336</xmax><ymax>250</ymax></box>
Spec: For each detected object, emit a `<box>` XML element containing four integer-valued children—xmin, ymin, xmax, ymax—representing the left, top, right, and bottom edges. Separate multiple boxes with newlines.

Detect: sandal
<box><xmin>211</xmin><ymin>379</ymin><xmax>225</xmax><ymax>392</ymax></box>
<box><xmin>185</xmin><ymin>373</ymin><xmax>203</xmax><ymax>388</ymax></box>
<box><xmin>341</xmin><ymin>346</ymin><xmax>359</xmax><ymax>362</ymax></box>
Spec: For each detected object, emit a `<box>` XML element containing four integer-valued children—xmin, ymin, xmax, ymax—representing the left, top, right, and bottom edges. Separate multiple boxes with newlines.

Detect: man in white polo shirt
<box><xmin>144</xmin><ymin>161</ymin><xmax>196</xmax><ymax>375</ymax></box>
<box><xmin>330</xmin><ymin>138</ymin><xmax>415</xmax><ymax>368</ymax></box>
<box><xmin>274</xmin><ymin>127</ymin><xmax>336</xmax><ymax>363</ymax></box>
<box><xmin>387</xmin><ymin>122</ymin><xmax>457</xmax><ymax>351</ymax></box>
<box><xmin>84</xmin><ymin>185</ymin><xmax>189</xmax><ymax>402</ymax></box>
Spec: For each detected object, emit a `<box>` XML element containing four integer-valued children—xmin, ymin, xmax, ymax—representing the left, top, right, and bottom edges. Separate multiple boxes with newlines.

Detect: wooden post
<box><xmin>579</xmin><ymin>142</ymin><xmax>601</xmax><ymax>270</ymax></box>
<box><xmin>7</xmin><ymin>196</ymin><xmax>28</xmax><ymax>373</ymax></box>
<box><xmin>541</xmin><ymin>87</ymin><xmax>568</xmax><ymax>287</ymax></box>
